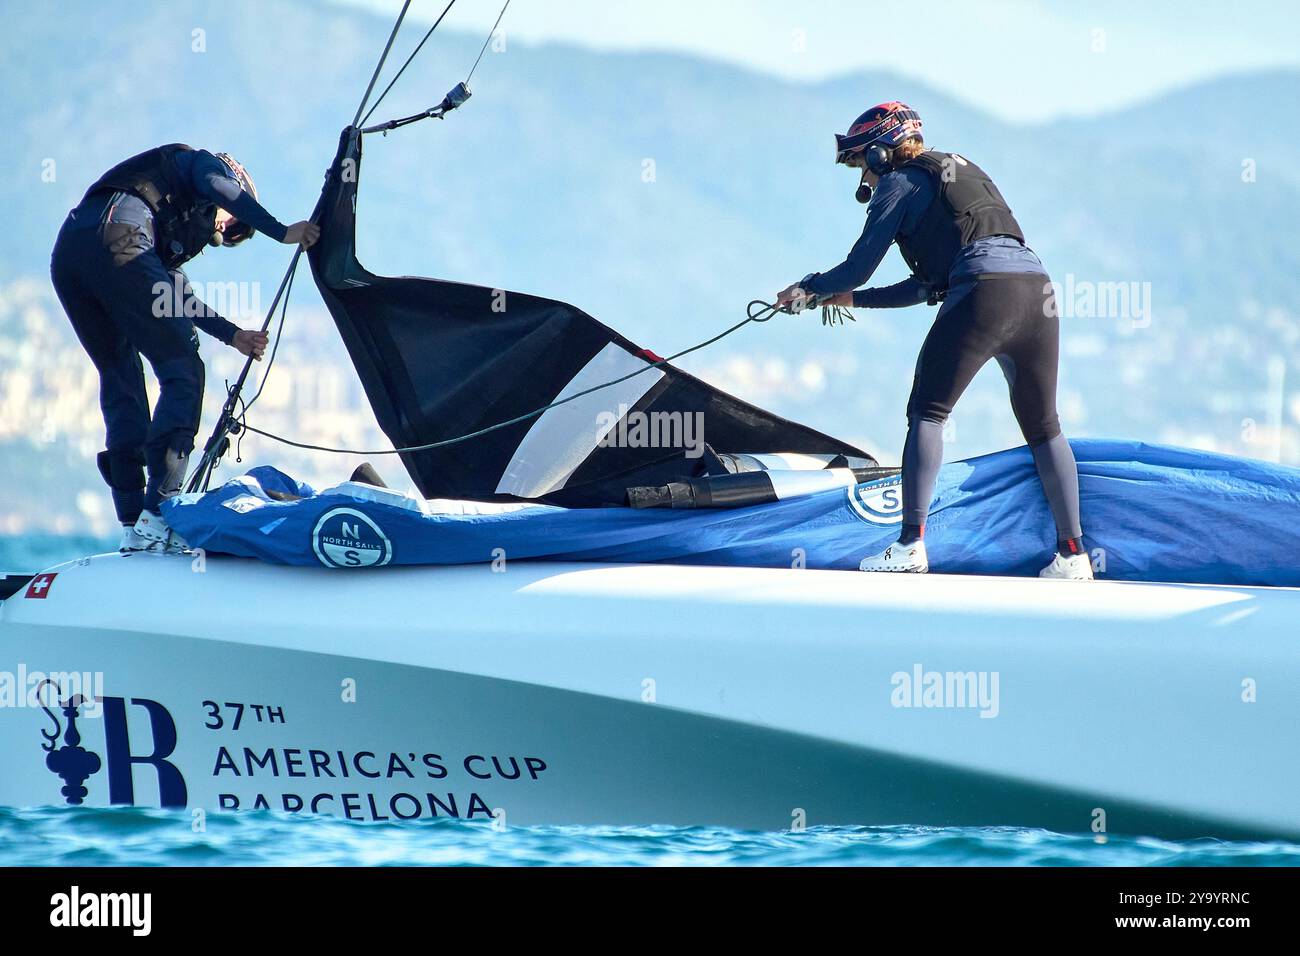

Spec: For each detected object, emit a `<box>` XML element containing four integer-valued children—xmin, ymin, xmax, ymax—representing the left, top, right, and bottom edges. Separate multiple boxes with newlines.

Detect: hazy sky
<box><xmin>341</xmin><ymin>0</ymin><xmax>1300</xmax><ymax>121</ymax></box>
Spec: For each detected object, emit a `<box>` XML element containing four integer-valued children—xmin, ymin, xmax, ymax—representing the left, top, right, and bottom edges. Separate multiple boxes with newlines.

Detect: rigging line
<box><xmin>359</xmin><ymin>0</ymin><xmax>459</xmax><ymax>128</ymax></box>
<box><xmin>185</xmin><ymin>246</ymin><xmax>306</xmax><ymax>493</ymax></box>
<box><xmin>467</xmin><ymin>0</ymin><xmax>512</xmax><ymax>83</ymax></box>
<box><xmin>352</xmin><ymin>0</ymin><xmax>413</xmax><ymax>126</ymax></box>
<box><xmin>188</xmin><ymin>0</ymin><xmax>416</xmax><ymax>493</ymax></box>
<box><xmin>242</xmin><ymin>254</ymin><xmax>299</xmax><ymax>413</ymax></box>
<box><xmin>238</xmin><ymin>300</ymin><xmax>782</xmax><ymax>457</ymax></box>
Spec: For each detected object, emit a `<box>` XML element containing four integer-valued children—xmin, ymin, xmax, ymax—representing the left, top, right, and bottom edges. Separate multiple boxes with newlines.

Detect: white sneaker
<box><xmin>859</xmin><ymin>539</ymin><xmax>929</xmax><ymax>573</ymax></box>
<box><xmin>1039</xmin><ymin>551</ymin><xmax>1094</xmax><ymax>580</ymax></box>
<box><xmin>119</xmin><ymin>525</ymin><xmax>160</xmax><ymax>552</ymax></box>
<box><xmin>133</xmin><ymin>509</ymin><xmax>191</xmax><ymax>554</ymax></box>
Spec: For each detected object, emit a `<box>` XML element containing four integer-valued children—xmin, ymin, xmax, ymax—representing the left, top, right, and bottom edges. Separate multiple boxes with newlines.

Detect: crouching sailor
<box><xmin>776</xmin><ymin>102</ymin><xmax>1091</xmax><ymax>579</ymax></box>
<box><xmin>51</xmin><ymin>145</ymin><xmax>320</xmax><ymax>552</ymax></box>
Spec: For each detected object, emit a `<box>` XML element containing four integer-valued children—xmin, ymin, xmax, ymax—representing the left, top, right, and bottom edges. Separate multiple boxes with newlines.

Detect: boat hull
<box><xmin>2</xmin><ymin>552</ymin><xmax>1296</xmax><ymax>839</ymax></box>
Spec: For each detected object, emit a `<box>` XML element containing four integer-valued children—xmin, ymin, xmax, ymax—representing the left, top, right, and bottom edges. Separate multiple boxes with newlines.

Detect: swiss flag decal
<box><xmin>24</xmin><ymin>573</ymin><xmax>57</xmax><ymax>599</ymax></box>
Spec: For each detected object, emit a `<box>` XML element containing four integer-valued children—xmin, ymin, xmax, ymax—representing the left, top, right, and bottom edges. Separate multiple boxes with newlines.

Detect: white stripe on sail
<box><xmin>495</xmin><ymin>343</ymin><xmax>665</xmax><ymax>498</ymax></box>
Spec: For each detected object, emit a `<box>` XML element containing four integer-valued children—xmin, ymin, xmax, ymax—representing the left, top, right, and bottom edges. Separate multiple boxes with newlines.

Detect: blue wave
<box><xmin>3</xmin><ymin>806</ymin><xmax>1298</xmax><ymax>867</ymax></box>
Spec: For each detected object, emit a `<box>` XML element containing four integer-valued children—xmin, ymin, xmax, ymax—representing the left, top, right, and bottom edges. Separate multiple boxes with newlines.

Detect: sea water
<box><xmin>4</xmin><ymin>807</ymin><xmax>1299</xmax><ymax>867</ymax></box>
<box><xmin>4</xmin><ymin>535</ymin><xmax>1297</xmax><ymax>867</ymax></box>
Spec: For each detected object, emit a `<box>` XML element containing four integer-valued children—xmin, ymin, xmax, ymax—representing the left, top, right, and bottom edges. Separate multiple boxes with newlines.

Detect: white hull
<box><xmin>2</xmin><ymin>551</ymin><xmax>1297</xmax><ymax>839</ymax></box>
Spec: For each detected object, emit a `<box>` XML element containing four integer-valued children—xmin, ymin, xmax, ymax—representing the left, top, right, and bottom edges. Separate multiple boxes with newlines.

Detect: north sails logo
<box><xmin>312</xmin><ymin>507</ymin><xmax>393</xmax><ymax>568</ymax></box>
<box><xmin>40</xmin><ymin>684</ymin><xmax>187</xmax><ymax>808</ymax></box>
<box><xmin>848</xmin><ymin>475</ymin><xmax>904</xmax><ymax>525</ymax></box>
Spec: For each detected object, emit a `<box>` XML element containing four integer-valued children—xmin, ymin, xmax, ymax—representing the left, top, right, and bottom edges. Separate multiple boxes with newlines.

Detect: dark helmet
<box><xmin>834</xmin><ymin>101</ymin><xmax>923</xmax><ymax>172</ymax></box>
<box><xmin>213</xmin><ymin>152</ymin><xmax>258</xmax><ymax>246</ymax></box>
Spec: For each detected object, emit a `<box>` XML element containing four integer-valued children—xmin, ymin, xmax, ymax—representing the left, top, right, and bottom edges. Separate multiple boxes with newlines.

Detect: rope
<box><xmin>185</xmin><ymin>246</ymin><xmax>305</xmax><ymax>493</ymax></box>
<box><xmin>227</xmin><ymin>0</ymin><xmax>524</xmax><ymax>461</ymax></box>
<box><xmin>238</xmin><ymin>301</ymin><xmax>783</xmax><ymax>457</ymax></box>
<box><xmin>243</xmin><ymin>255</ymin><xmax>299</xmax><ymax>412</ymax></box>
<box><xmin>352</xmin><ymin>1</ymin><xmax>413</xmax><ymax>126</ymax></box>
<box><xmin>467</xmin><ymin>0</ymin><xmax>511</xmax><ymax>83</ymax></box>
<box><xmin>359</xmin><ymin>0</ymin><xmax>458</xmax><ymax>127</ymax></box>
<box><xmin>228</xmin><ymin>257</ymin><xmax>298</xmax><ymax>465</ymax></box>
<box><xmin>186</xmin><ymin>0</ymin><xmax>432</xmax><ymax>493</ymax></box>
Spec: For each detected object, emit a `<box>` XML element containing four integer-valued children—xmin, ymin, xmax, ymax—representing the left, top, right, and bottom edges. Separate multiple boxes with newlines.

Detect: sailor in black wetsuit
<box><xmin>51</xmin><ymin>145</ymin><xmax>320</xmax><ymax>552</ymax></box>
<box><xmin>777</xmin><ymin>102</ymin><xmax>1091</xmax><ymax>579</ymax></box>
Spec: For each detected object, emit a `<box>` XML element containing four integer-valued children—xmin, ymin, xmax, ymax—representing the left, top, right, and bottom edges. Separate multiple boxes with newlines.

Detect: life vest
<box><xmin>84</xmin><ymin>144</ymin><xmax>218</xmax><ymax>270</ymax></box>
<box><xmin>893</xmin><ymin>150</ymin><xmax>1025</xmax><ymax>292</ymax></box>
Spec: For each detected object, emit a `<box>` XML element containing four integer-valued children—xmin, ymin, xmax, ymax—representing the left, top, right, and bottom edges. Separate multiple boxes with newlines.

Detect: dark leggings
<box><xmin>901</xmin><ymin>275</ymin><xmax>1083</xmax><ymax>542</ymax></box>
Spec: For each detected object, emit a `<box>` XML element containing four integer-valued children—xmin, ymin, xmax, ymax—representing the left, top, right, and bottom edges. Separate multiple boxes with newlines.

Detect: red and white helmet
<box><xmin>215</xmin><ymin>152</ymin><xmax>258</xmax><ymax>246</ymax></box>
<box><xmin>834</xmin><ymin>101</ymin><xmax>923</xmax><ymax>165</ymax></box>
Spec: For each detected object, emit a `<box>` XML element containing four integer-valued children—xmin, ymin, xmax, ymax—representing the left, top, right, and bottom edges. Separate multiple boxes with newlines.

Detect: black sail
<box><xmin>307</xmin><ymin>128</ymin><xmax>872</xmax><ymax>506</ymax></box>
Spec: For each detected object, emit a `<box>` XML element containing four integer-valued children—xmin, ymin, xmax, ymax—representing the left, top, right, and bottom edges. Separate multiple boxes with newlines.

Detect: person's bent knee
<box><xmin>1024</xmin><ymin>419</ymin><xmax>1063</xmax><ymax>448</ymax></box>
<box><xmin>153</xmin><ymin>353</ymin><xmax>204</xmax><ymax>385</ymax></box>
<box><xmin>905</xmin><ymin>403</ymin><xmax>951</xmax><ymax>428</ymax></box>
<box><xmin>96</xmin><ymin>447</ymin><xmax>145</xmax><ymax>492</ymax></box>
<box><xmin>152</xmin><ymin>355</ymin><xmax>205</xmax><ymax>403</ymax></box>
<box><xmin>148</xmin><ymin>355</ymin><xmax>205</xmax><ymax>444</ymax></box>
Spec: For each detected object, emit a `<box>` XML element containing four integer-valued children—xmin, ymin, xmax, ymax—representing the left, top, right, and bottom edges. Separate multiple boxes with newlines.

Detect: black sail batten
<box><xmin>307</xmin><ymin>128</ymin><xmax>872</xmax><ymax>506</ymax></box>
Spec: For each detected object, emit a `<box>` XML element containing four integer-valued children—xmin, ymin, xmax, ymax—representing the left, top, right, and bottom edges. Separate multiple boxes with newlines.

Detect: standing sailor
<box><xmin>777</xmin><ymin>102</ymin><xmax>1091</xmax><ymax>579</ymax></box>
<box><xmin>51</xmin><ymin>145</ymin><xmax>320</xmax><ymax>552</ymax></box>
